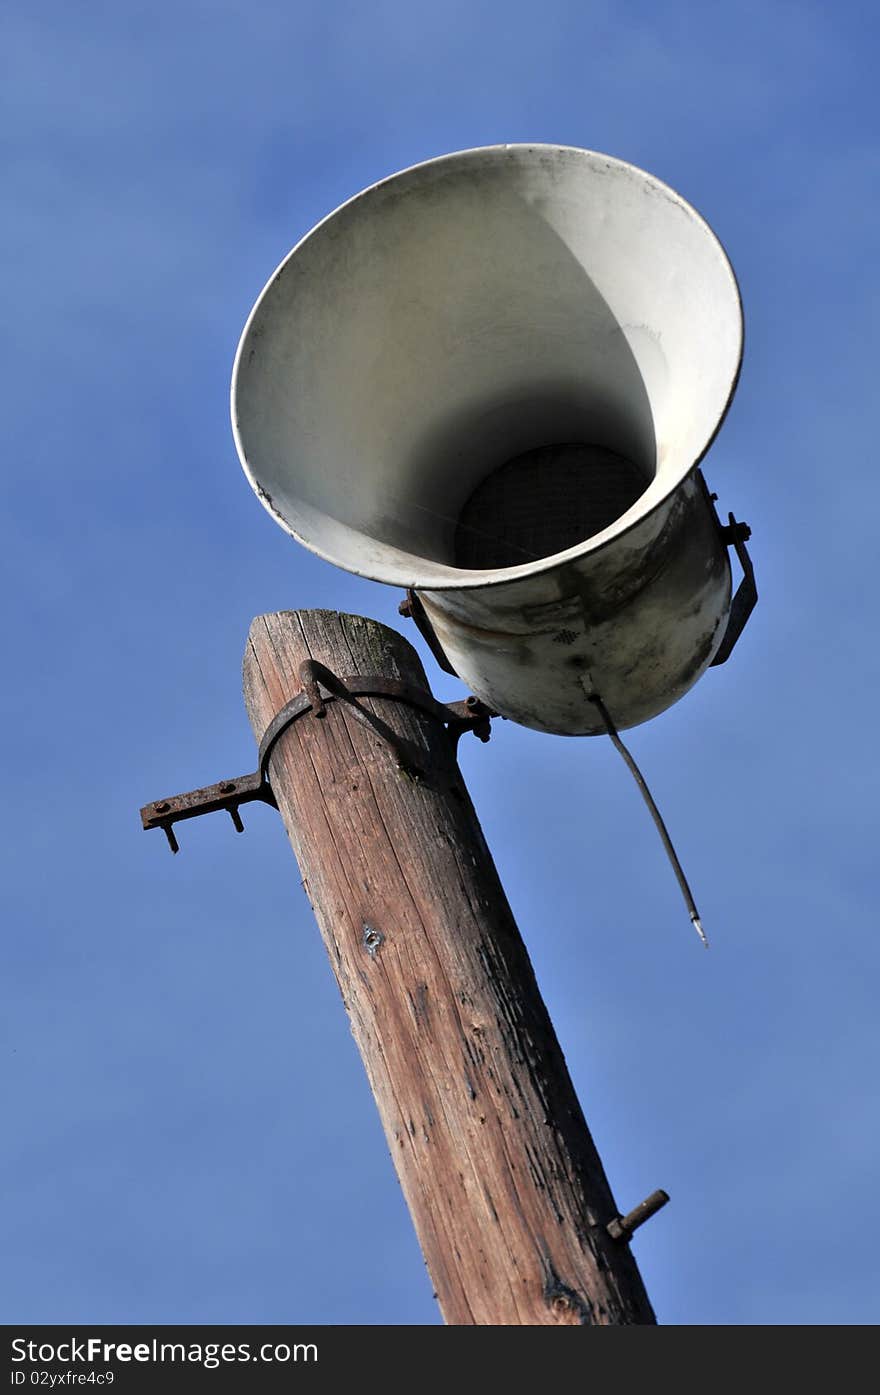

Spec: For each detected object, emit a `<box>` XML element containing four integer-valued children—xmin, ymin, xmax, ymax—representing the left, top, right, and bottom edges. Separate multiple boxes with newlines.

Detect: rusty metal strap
<box><xmin>140</xmin><ymin>661</ymin><xmax>494</xmax><ymax>854</ymax></box>
<box><xmin>258</xmin><ymin>661</ymin><xmax>481</xmax><ymax>776</ymax></box>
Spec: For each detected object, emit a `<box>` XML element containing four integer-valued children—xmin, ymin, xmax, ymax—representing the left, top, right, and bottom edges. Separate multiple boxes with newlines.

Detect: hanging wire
<box><xmin>588</xmin><ymin>692</ymin><xmax>709</xmax><ymax>948</ymax></box>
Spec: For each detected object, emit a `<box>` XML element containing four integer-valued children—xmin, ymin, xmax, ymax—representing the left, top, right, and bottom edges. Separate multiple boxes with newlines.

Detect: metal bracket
<box><xmin>606</xmin><ymin>1189</ymin><xmax>669</xmax><ymax>1243</ymax></box>
<box><xmin>141</xmin><ymin>772</ymin><xmax>275</xmax><ymax>855</ymax></box>
<box><xmin>710</xmin><ymin>508</ymin><xmax>758</xmax><ymax>667</ymax></box>
<box><xmin>398</xmin><ymin>589</ymin><xmax>458</xmax><ymax>676</ymax></box>
<box><xmin>140</xmin><ymin>659</ymin><xmax>495</xmax><ymax>854</ymax></box>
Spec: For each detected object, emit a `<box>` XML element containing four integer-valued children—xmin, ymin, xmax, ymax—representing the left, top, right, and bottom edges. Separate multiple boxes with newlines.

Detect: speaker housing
<box><xmin>232</xmin><ymin>144</ymin><xmax>744</xmax><ymax>734</ymax></box>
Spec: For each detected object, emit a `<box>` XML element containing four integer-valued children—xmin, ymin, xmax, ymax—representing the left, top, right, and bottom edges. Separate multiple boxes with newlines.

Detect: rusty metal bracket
<box><xmin>606</xmin><ymin>1189</ymin><xmax>670</xmax><ymax>1243</ymax></box>
<box><xmin>140</xmin><ymin>660</ymin><xmax>495</xmax><ymax>854</ymax></box>
<box><xmin>141</xmin><ymin>771</ymin><xmax>275</xmax><ymax>854</ymax></box>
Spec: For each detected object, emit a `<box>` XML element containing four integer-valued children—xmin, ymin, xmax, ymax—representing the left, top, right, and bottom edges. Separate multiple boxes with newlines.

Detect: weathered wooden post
<box><xmin>241</xmin><ymin>608</ymin><xmax>656</xmax><ymax>1326</ymax></box>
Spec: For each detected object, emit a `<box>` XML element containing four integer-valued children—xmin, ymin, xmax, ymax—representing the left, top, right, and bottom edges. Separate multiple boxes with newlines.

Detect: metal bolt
<box><xmin>606</xmin><ymin>1189</ymin><xmax>669</xmax><ymax>1242</ymax></box>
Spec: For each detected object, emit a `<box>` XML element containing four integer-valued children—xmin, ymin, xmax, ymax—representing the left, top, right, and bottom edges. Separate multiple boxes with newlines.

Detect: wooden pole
<box><xmin>242</xmin><ymin>609</ymin><xmax>657</xmax><ymax>1326</ymax></box>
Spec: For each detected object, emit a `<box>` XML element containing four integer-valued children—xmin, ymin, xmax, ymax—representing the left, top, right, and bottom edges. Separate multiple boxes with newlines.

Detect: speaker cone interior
<box><xmin>232</xmin><ymin>144</ymin><xmax>741</xmax><ymax>590</ymax></box>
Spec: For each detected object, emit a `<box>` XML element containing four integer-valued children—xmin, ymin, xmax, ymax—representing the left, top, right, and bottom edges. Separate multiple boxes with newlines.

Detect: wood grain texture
<box><xmin>242</xmin><ymin>610</ymin><xmax>656</xmax><ymax>1326</ymax></box>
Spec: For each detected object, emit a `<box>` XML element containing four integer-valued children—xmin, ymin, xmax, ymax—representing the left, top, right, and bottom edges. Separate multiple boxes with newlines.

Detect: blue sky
<box><xmin>2</xmin><ymin>0</ymin><xmax>878</xmax><ymax>1325</ymax></box>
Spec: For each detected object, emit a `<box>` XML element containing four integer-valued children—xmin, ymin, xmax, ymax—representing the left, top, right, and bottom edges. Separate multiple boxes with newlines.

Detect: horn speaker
<box><xmin>231</xmin><ymin>144</ymin><xmax>749</xmax><ymax>734</ymax></box>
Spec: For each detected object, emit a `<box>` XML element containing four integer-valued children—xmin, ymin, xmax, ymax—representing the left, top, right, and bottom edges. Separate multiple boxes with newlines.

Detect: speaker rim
<box><xmin>230</xmin><ymin>143</ymin><xmax>744</xmax><ymax>592</ymax></box>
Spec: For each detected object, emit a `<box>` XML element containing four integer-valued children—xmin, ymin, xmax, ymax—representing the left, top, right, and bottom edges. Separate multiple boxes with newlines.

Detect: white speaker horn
<box><xmin>232</xmin><ymin>144</ymin><xmax>752</xmax><ymax>735</ymax></box>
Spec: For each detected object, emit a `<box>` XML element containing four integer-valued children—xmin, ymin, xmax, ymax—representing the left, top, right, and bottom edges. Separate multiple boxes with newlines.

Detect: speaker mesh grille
<box><xmin>453</xmin><ymin>443</ymin><xmax>647</xmax><ymax>570</ymax></box>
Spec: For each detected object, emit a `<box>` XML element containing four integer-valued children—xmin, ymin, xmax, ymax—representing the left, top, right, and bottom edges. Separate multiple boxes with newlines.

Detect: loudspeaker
<box><xmin>231</xmin><ymin>144</ymin><xmax>749</xmax><ymax>734</ymax></box>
